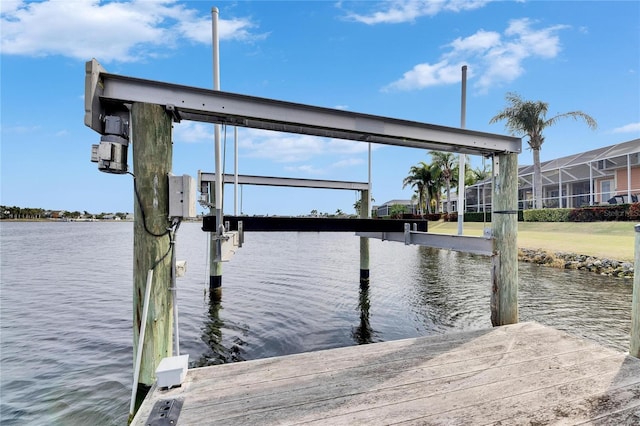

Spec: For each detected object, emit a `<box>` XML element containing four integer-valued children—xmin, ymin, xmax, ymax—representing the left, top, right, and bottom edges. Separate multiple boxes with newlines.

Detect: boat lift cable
<box><xmin>129</xmin><ymin>172</ymin><xmax>171</xmax><ymax>238</ymax></box>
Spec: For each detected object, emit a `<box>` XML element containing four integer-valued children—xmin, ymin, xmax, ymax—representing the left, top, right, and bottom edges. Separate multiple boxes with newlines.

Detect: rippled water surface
<box><xmin>0</xmin><ymin>222</ymin><xmax>633</xmax><ymax>424</ymax></box>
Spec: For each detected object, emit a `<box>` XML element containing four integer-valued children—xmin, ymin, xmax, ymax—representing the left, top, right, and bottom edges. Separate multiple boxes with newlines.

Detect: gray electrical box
<box><xmin>169</xmin><ymin>174</ymin><xmax>197</xmax><ymax>218</ymax></box>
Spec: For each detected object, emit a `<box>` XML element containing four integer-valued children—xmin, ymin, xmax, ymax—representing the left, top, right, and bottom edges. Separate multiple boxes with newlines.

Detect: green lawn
<box><xmin>427</xmin><ymin>221</ymin><xmax>637</xmax><ymax>262</ymax></box>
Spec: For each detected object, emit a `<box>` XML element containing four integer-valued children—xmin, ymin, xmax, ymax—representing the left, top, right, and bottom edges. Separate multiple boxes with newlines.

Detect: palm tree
<box><xmin>429</xmin><ymin>151</ymin><xmax>457</xmax><ymax>213</ymax></box>
<box><xmin>489</xmin><ymin>92</ymin><xmax>597</xmax><ymax>209</ymax></box>
<box><xmin>403</xmin><ymin>162</ymin><xmax>432</xmax><ymax>215</ymax></box>
<box><xmin>353</xmin><ymin>196</ymin><xmax>375</xmax><ymax>216</ymax></box>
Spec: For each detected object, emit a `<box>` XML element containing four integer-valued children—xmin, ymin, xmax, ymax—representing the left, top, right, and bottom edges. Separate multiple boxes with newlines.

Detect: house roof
<box><xmin>378</xmin><ymin>199</ymin><xmax>414</xmax><ymax>207</ymax></box>
<box><xmin>471</xmin><ymin>138</ymin><xmax>640</xmax><ymax>188</ymax></box>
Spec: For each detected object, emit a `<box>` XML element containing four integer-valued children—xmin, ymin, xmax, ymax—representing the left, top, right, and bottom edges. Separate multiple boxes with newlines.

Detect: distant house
<box><xmin>373</xmin><ymin>199</ymin><xmax>418</xmax><ymax>217</ymax></box>
<box><xmin>465</xmin><ymin>138</ymin><xmax>640</xmax><ymax>212</ymax></box>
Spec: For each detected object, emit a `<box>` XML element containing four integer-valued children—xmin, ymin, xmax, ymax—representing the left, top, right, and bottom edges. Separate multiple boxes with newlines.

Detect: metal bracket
<box><xmin>145</xmin><ymin>398</ymin><xmax>183</xmax><ymax>426</ymax></box>
<box><xmin>166</xmin><ymin>104</ymin><xmax>182</xmax><ymax>123</ymax></box>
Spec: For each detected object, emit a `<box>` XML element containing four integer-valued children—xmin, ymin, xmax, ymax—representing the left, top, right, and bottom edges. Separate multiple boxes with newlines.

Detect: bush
<box><xmin>630</xmin><ymin>203</ymin><xmax>640</xmax><ymax>220</ymax></box>
<box><xmin>426</xmin><ymin>213</ymin><xmax>443</xmax><ymax>221</ymax></box>
<box><xmin>389</xmin><ymin>204</ymin><xmax>408</xmax><ymax>219</ymax></box>
<box><xmin>443</xmin><ymin>212</ymin><xmax>458</xmax><ymax>222</ymax></box>
<box><xmin>523</xmin><ymin>208</ymin><xmax>571</xmax><ymax>222</ymax></box>
<box><xmin>568</xmin><ymin>205</ymin><xmax>629</xmax><ymax>222</ymax></box>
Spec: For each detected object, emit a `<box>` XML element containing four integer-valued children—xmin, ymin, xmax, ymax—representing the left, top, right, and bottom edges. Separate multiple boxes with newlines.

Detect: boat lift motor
<box><xmin>90</xmin><ymin>114</ymin><xmax>129</xmax><ymax>174</ymax></box>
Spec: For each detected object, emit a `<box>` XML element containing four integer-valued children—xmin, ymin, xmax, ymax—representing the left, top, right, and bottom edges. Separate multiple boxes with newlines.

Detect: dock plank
<box><xmin>132</xmin><ymin>322</ymin><xmax>640</xmax><ymax>425</ymax></box>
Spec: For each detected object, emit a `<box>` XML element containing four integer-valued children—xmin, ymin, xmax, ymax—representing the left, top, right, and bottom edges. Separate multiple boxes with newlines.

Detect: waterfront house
<box><xmin>465</xmin><ymin>138</ymin><xmax>640</xmax><ymax>212</ymax></box>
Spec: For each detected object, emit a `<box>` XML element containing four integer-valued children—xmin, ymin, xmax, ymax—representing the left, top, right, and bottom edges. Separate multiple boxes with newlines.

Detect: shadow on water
<box><xmin>191</xmin><ymin>292</ymin><xmax>249</xmax><ymax>367</ymax></box>
<box><xmin>351</xmin><ymin>283</ymin><xmax>377</xmax><ymax>345</ymax></box>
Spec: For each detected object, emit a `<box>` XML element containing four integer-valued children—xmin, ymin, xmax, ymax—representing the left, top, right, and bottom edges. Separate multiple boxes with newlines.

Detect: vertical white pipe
<box><xmin>368</xmin><ymin>143</ymin><xmax>372</xmax><ymax>218</ymax></box>
<box><xmin>234</xmin><ymin>127</ymin><xmax>238</xmax><ymax>216</ymax></box>
<box><xmin>628</xmin><ymin>153</ymin><xmax>632</xmax><ymax>201</ymax></box>
<box><xmin>171</xmin><ymin>228</ymin><xmax>179</xmax><ymax>357</ymax></box>
<box><xmin>589</xmin><ymin>161</ymin><xmax>594</xmax><ymax>205</ymax></box>
<box><xmin>457</xmin><ymin>65</ymin><xmax>467</xmax><ymax>235</ymax></box>
<box><xmin>129</xmin><ymin>269</ymin><xmax>154</xmax><ymax>417</ymax></box>
<box><xmin>212</xmin><ymin>7</ymin><xmax>222</xmax><ymax>217</ymax></box>
<box><xmin>209</xmin><ymin>7</ymin><xmax>223</xmax><ymax>297</ymax></box>
<box><xmin>558</xmin><ymin>169</ymin><xmax>563</xmax><ymax>208</ymax></box>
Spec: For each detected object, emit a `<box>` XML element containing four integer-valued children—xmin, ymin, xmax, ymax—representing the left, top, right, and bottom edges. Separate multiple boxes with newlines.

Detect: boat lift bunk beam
<box><xmin>85</xmin><ymin>59</ymin><xmax>521</xmax><ymax>156</ymax></box>
<box><xmin>358</xmin><ymin>224</ymin><xmax>494</xmax><ymax>257</ymax></box>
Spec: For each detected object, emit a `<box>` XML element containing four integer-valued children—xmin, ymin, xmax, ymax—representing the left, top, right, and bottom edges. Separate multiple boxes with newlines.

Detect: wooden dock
<box><xmin>132</xmin><ymin>322</ymin><xmax>640</xmax><ymax>425</ymax></box>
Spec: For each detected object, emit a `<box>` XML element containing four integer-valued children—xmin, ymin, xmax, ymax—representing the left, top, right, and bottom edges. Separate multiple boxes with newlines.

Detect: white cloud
<box><xmin>612</xmin><ymin>122</ymin><xmax>640</xmax><ymax>134</ymax></box>
<box><xmin>332</xmin><ymin>158</ymin><xmax>364</xmax><ymax>168</ymax></box>
<box><xmin>384</xmin><ymin>18</ymin><xmax>569</xmax><ymax>93</ymax></box>
<box><xmin>283</xmin><ymin>164</ymin><xmax>324</xmax><ymax>175</ymax></box>
<box><xmin>173</xmin><ymin>121</ymin><xmax>214</xmax><ymax>143</ymax></box>
<box><xmin>346</xmin><ymin>0</ymin><xmax>494</xmax><ymax>24</ymax></box>
<box><xmin>449</xmin><ymin>30</ymin><xmax>501</xmax><ymax>52</ymax></box>
<box><xmin>239</xmin><ymin>128</ymin><xmax>372</xmax><ymax>163</ymax></box>
<box><xmin>2</xmin><ymin>124</ymin><xmax>41</xmax><ymax>134</ymax></box>
<box><xmin>0</xmin><ymin>0</ymin><xmax>262</xmax><ymax>62</ymax></box>
<box><xmin>383</xmin><ymin>60</ymin><xmax>465</xmax><ymax>91</ymax></box>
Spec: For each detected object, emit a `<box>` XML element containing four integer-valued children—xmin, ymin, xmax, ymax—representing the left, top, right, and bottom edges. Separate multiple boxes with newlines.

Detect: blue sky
<box><xmin>2</xmin><ymin>0</ymin><xmax>639</xmax><ymax>216</ymax></box>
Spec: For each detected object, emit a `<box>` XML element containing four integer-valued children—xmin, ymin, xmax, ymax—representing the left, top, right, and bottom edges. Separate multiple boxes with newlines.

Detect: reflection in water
<box><xmin>411</xmin><ymin>247</ymin><xmax>492</xmax><ymax>333</ymax></box>
<box><xmin>352</xmin><ymin>283</ymin><xmax>376</xmax><ymax>345</ymax></box>
<box><xmin>192</xmin><ymin>294</ymin><xmax>248</xmax><ymax>367</ymax></box>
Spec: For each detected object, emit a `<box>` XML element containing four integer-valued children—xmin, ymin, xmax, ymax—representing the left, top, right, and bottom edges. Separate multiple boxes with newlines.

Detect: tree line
<box><xmin>0</xmin><ymin>206</ymin><xmax>130</xmax><ymax>220</ymax></box>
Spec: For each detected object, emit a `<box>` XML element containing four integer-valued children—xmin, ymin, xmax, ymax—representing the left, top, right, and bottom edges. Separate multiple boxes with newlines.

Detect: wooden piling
<box><xmin>359</xmin><ymin>189</ymin><xmax>370</xmax><ymax>286</ymax></box>
<box><xmin>491</xmin><ymin>153</ymin><xmax>518</xmax><ymax>326</ymax></box>
<box><xmin>132</xmin><ymin>102</ymin><xmax>173</xmax><ymax>386</ymax></box>
<box><xmin>631</xmin><ymin>224</ymin><xmax>640</xmax><ymax>358</ymax></box>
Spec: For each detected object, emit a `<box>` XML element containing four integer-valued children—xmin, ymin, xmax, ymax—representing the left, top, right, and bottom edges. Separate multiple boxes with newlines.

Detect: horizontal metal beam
<box><xmin>85</xmin><ymin>59</ymin><xmax>521</xmax><ymax>156</ymax></box>
<box><xmin>205</xmin><ymin>216</ymin><xmax>428</xmax><ymax>233</ymax></box>
<box><xmin>199</xmin><ymin>172</ymin><xmax>368</xmax><ymax>190</ymax></box>
<box><xmin>356</xmin><ymin>230</ymin><xmax>494</xmax><ymax>256</ymax></box>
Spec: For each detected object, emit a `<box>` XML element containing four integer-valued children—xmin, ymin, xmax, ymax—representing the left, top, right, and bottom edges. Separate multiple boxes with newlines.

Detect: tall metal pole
<box><xmin>210</xmin><ymin>6</ymin><xmax>223</xmax><ymax>300</ymax></box>
<box><xmin>234</xmin><ymin>126</ymin><xmax>239</xmax><ymax>216</ymax></box>
<box><xmin>457</xmin><ymin>65</ymin><xmax>467</xmax><ymax>235</ymax></box>
<box><xmin>360</xmin><ymin>143</ymin><xmax>372</xmax><ymax>286</ymax></box>
<box><xmin>368</xmin><ymin>143</ymin><xmax>372</xmax><ymax>214</ymax></box>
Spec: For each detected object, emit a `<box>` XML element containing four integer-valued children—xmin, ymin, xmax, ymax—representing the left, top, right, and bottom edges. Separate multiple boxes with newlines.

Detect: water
<box><xmin>0</xmin><ymin>222</ymin><xmax>633</xmax><ymax>425</ymax></box>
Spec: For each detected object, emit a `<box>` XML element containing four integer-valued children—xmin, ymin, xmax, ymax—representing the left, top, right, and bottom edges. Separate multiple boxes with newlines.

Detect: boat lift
<box><xmin>84</xmin><ymin>59</ymin><xmax>522</xmax><ymax>400</ymax></box>
<box><xmin>85</xmin><ymin>57</ymin><xmax>520</xmax><ymax>259</ymax></box>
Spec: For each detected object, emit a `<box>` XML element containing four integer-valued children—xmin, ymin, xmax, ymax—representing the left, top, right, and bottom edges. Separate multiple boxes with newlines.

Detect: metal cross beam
<box><xmin>198</xmin><ymin>172</ymin><xmax>369</xmax><ymax>191</ymax></box>
<box><xmin>85</xmin><ymin>59</ymin><xmax>521</xmax><ymax>156</ymax></box>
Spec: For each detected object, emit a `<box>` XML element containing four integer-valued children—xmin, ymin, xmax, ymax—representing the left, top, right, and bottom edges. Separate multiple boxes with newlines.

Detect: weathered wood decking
<box><xmin>132</xmin><ymin>322</ymin><xmax>640</xmax><ymax>425</ymax></box>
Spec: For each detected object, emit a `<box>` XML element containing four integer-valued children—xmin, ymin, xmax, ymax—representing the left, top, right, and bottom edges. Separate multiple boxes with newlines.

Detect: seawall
<box><xmin>518</xmin><ymin>248</ymin><xmax>634</xmax><ymax>279</ymax></box>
